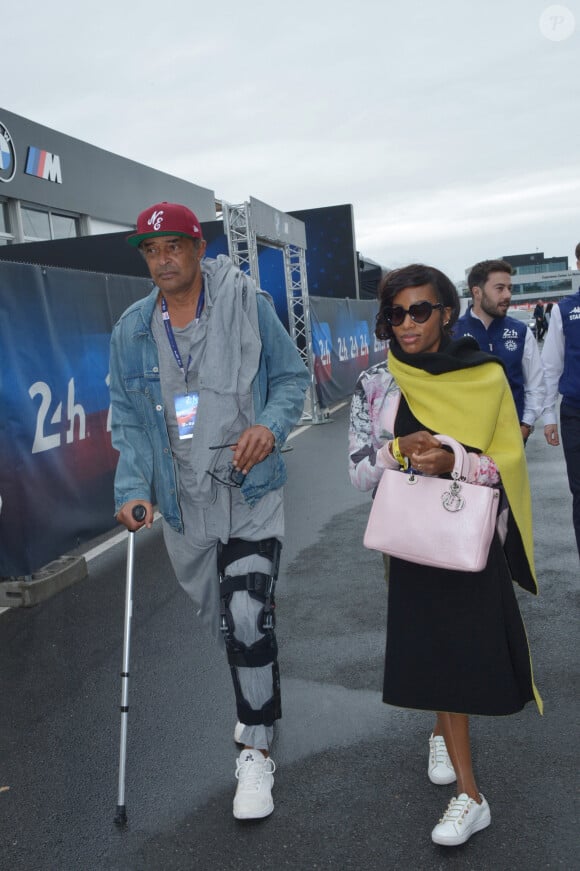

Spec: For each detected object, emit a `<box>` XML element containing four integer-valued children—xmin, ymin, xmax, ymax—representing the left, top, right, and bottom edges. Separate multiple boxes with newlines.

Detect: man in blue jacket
<box><xmin>109</xmin><ymin>202</ymin><xmax>310</xmax><ymax>820</ymax></box>
<box><xmin>453</xmin><ymin>259</ymin><xmax>544</xmax><ymax>442</ymax></box>
<box><xmin>542</xmin><ymin>242</ymin><xmax>580</xmax><ymax>558</ymax></box>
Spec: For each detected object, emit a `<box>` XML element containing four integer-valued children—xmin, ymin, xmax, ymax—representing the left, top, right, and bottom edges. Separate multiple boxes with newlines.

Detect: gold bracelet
<box><xmin>391</xmin><ymin>438</ymin><xmax>408</xmax><ymax>469</ymax></box>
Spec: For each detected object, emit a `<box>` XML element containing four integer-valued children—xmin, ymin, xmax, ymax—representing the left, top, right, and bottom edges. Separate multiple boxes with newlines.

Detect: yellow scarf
<box><xmin>388</xmin><ymin>352</ymin><xmax>537</xmax><ymax>593</ymax></box>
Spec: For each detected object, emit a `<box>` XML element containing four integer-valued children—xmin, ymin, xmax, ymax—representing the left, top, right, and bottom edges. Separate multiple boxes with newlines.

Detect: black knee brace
<box><xmin>217</xmin><ymin>537</ymin><xmax>282</xmax><ymax>726</ymax></box>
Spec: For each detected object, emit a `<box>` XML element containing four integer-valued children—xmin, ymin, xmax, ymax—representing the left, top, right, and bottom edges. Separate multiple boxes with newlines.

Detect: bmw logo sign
<box><xmin>0</xmin><ymin>122</ymin><xmax>16</xmax><ymax>183</ymax></box>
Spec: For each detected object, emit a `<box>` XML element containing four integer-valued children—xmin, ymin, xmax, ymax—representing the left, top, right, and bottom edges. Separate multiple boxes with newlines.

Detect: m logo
<box><xmin>148</xmin><ymin>210</ymin><xmax>164</xmax><ymax>230</ymax></box>
<box><xmin>0</xmin><ymin>121</ymin><xmax>17</xmax><ymax>183</ymax></box>
<box><xmin>25</xmin><ymin>147</ymin><xmax>62</xmax><ymax>183</ymax></box>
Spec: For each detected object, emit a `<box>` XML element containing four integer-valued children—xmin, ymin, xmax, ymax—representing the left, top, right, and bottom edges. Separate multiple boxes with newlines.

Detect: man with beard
<box><xmin>453</xmin><ymin>259</ymin><xmax>544</xmax><ymax>442</ymax></box>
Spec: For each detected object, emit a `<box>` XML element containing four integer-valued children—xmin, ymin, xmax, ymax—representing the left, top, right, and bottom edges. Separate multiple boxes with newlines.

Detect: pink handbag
<box><xmin>363</xmin><ymin>434</ymin><xmax>500</xmax><ymax>572</ymax></box>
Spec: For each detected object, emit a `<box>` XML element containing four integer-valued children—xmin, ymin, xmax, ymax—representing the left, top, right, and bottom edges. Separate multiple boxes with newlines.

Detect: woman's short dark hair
<box><xmin>375</xmin><ymin>263</ymin><xmax>461</xmax><ymax>341</ymax></box>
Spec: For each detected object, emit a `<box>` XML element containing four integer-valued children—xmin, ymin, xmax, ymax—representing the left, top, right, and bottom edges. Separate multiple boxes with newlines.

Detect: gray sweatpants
<box><xmin>162</xmin><ymin>485</ymin><xmax>284</xmax><ymax>751</ymax></box>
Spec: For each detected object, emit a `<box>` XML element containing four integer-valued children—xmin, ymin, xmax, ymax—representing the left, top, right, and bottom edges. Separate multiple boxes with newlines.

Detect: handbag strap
<box><xmin>433</xmin><ymin>434</ymin><xmax>466</xmax><ymax>479</ymax></box>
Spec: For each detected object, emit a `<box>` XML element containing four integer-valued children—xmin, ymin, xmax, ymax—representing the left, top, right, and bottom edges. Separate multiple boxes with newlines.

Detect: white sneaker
<box><xmin>431</xmin><ymin>793</ymin><xmax>491</xmax><ymax>846</ymax></box>
<box><xmin>234</xmin><ymin>721</ymin><xmax>245</xmax><ymax>745</ymax></box>
<box><xmin>233</xmin><ymin>748</ymin><xmax>275</xmax><ymax>820</ymax></box>
<box><xmin>428</xmin><ymin>733</ymin><xmax>456</xmax><ymax>785</ymax></box>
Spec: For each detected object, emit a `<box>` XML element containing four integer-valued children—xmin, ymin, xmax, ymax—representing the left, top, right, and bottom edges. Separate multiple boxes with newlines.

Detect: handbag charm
<box><xmin>441</xmin><ymin>475</ymin><xmax>465</xmax><ymax>512</ymax></box>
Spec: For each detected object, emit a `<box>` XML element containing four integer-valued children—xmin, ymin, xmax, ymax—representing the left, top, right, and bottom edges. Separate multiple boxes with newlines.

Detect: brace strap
<box><xmin>220</xmin><ymin>572</ymin><xmax>273</xmax><ymax>598</ymax></box>
<box><xmin>217</xmin><ymin>537</ymin><xmax>280</xmax><ymax>577</ymax></box>
<box><xmin>226</xmin><ymin>632</ymin><xmax>278</xmax><ymax>668</ymax></box>
<box><xmin>232</xmin><ymin>663</ymin><xmax>281</xmax><ymax>726</ymax></box>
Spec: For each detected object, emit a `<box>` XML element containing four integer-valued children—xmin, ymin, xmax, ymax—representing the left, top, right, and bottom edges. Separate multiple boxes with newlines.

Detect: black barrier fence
<box><xmin>0</xmin><ymin>262</ymin><xmax>384</xmax><ymax>577</ymax></box>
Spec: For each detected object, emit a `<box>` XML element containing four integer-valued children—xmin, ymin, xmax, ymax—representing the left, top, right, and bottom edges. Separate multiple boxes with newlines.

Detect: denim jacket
<box><xmin>109</xmin><ymin>266</ymin><xmax>310</xmax><ymax>531</ymax></box>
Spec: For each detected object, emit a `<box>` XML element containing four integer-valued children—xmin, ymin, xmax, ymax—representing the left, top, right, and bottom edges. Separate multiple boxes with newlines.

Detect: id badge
<box><xmin>174</xmin><ymin>392</ymin><xmax>198</xmax><ymax>440</ymax></box>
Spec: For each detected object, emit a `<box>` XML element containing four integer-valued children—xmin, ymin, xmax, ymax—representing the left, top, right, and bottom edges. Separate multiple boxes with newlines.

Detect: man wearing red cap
<box><xmin>109</xmin><ymin>202</ymin><xmax>309</xmax><ymax>819</ymax></box>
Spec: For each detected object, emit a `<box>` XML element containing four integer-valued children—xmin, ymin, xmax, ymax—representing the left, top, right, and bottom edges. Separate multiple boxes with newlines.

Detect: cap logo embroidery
<box><xmin>148</xmin><ymin>210</ymin><xmax>164</xmax><ymax>231</ymax></box>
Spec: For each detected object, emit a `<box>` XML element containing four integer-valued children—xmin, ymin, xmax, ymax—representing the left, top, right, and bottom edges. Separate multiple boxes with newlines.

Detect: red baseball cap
<box><xmin>127</xmin><ymin>202</ymin><xmax>203</xmax><ymax>247</ymax></box>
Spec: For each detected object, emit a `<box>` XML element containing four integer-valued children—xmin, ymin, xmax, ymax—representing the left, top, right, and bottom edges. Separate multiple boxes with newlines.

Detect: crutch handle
<box><xmin>131</xmin><ymin>504</ymin><xmax>147</xmax><ymax>523</ymax></box>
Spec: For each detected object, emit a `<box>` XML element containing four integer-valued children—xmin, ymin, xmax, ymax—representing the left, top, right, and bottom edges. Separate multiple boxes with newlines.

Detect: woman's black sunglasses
<box><xmin>386</xmin><ymin>301</ymin><xmax>444</xmax><ymax>327</ymax></box>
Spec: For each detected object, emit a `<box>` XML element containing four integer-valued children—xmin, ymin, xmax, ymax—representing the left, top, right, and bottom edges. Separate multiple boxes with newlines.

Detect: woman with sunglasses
<box><xmin>348</xmin><ymin>263</ymin><xmax>541</xmax><ymax>847</ymax></box>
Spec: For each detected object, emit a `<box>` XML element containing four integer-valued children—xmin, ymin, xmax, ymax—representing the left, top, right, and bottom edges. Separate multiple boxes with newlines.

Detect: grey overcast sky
<box><xmin>3</xmin><ymin>0</ymin><xmax>579</xmax><ymax>281</ymax></box>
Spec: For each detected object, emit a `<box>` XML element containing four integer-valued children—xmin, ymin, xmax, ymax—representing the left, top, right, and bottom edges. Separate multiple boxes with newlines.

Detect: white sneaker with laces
<box><xmin>233</xmin><ymin>748</ymin><xmax>275</xmax><ymax>820</ymax></box>
<box><xmin>428</xmin><ymin>733</ymin><xmax>456</xmax><ymax>785</ymax></box>
<box><xmin>431</xmin><ymin>793</ymin><xmax>491</xmax><ymax>846</ymax></box>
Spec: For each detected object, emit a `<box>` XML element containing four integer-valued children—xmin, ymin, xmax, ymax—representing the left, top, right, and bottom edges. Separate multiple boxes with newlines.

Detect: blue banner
<box><xmin>310</xmin><ymin>296</ymin><xmax>387</xmax><ymax>407</ymax></box>
<box><xmin>0</xmin><ymin>262</ymin><xmax>152</xmax><ymax>576</ymax></box>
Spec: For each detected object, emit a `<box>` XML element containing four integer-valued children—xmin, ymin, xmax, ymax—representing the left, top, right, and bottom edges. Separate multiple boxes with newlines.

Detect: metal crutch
<box><xmin>114</xmin><ymin>503</ymin><xmax>147</xmax><ymax>828</ymax></box>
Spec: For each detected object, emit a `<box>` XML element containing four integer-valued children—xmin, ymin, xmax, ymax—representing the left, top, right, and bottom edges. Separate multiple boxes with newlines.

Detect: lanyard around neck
<box><xmin>160</xmin><ymin>285</ymin><xmax>205</xmax><ymax>378</ymax></box>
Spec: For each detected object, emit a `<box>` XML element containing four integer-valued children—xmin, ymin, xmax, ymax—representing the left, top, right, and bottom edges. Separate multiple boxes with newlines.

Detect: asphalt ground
<box><xmin>0</xmin><ymin>404</ymin><xmax>578</xmax><ymax>870</ymax></box>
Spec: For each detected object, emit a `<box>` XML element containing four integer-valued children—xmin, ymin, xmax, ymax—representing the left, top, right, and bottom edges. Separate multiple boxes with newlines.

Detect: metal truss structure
<box><xmin>222</xmin><ymin>199</ymin><xmax>326</xmax><ymax>424</ymax></box>
<box><xmin>221</xmin><ymin>201</ymin><xmax>260</xmax><ymax>284</ymax></box>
